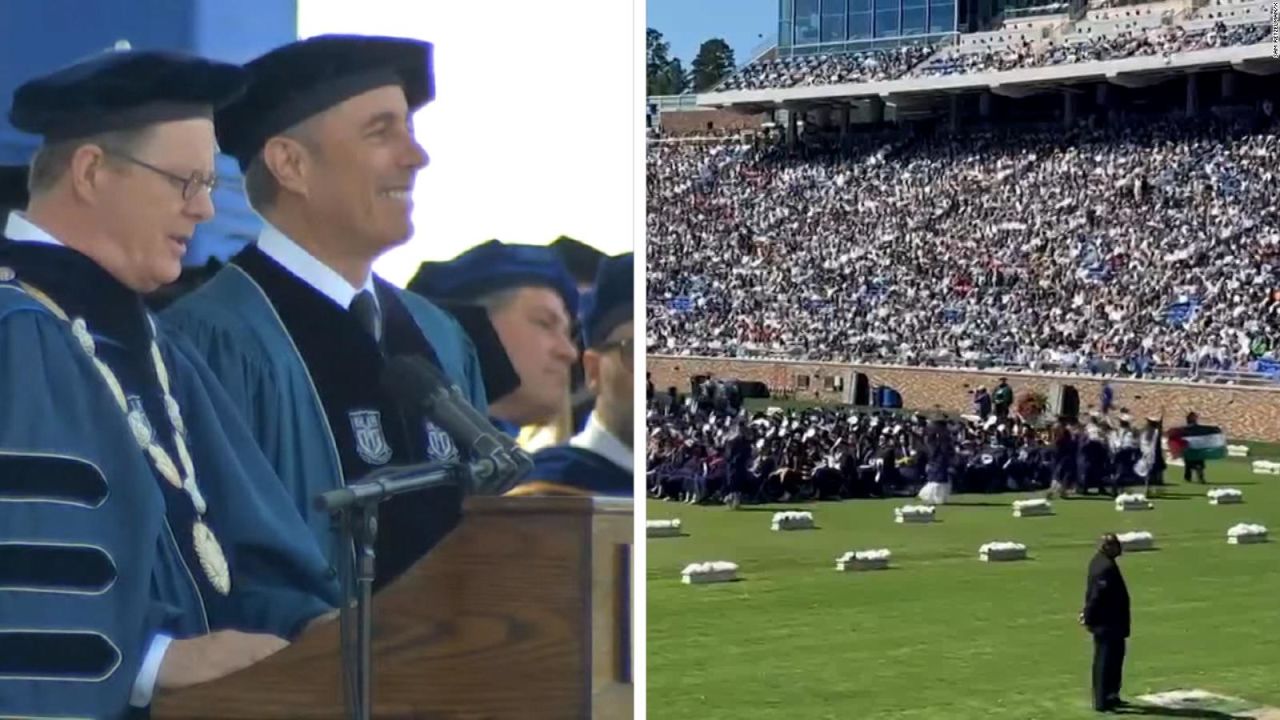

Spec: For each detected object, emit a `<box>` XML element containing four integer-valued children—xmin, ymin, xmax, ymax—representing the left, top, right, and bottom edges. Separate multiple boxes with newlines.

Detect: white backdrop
<box><xmin>298</xmin><ymin>0</ymin><xmax>636</xmax><ymax>286</ymax></box>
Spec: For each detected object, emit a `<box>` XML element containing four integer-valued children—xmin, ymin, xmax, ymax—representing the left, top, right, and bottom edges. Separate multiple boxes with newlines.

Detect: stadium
<box><xmin>646</xmin><ymin>0</ymin><xmax>1280</xmax><ymax>717</ymax></box>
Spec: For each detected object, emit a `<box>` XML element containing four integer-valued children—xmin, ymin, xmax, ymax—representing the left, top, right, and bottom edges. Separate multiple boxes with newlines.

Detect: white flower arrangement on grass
<box><xmin>1226</xmin><ymin>523</ymin><xmax>1268</xmax><ymax>545</ymax></box>
<box><xmin>1207</xmin><ymin>488</ymin><xmax>1243</xmax><ymax>505</ymax></box>
<box><xmin>1012</xmin><ymin>498</ymin><xmax>1053</xmax><ymax>517</ymax></box>
<box><xmin>681</xmin><ymin>561</ymin><xmax>739</xmax><ymax>584</ymax></box>
<box><xmin>1117</xmin><ymin>531</ymin><xmax>1155</xmax><ymax>552</ymax></box>
<box><xmin>647</xmin><ymin>519</ymin><xmax>683</xmax><ymax>537</ymax></box>
<box><xmin>1226</xmin><ymin>444</ymin><xmax>1249</xmax><ymax>457</ymax></box>
<box><xmin>894</xmin><ymin>505</ymin><xmax>936</xmax><ymax>523</ymax></box>
<box><xmin>771</xmin><ymin>511</ymin><xmax>815</xmax><ymax>531</ymax></box>
<box><xmin>1115</xmin><ymin>493</ymin><xmax>1153</xmax><ymax>511</ymax></box>
<box><xmin>835</xmin><ymin>549</ymin><xmax>892</xmax><ymax>571</ymax></box>
<box><xmin>1251</xmin><ymin>460</ymin><xmax>1280</xmax><ymax>476</ymax></box>
<box><xmin>979</xmin><ymin>541</ymin><xmax>1027</xmax><ymax>562</ymax></box>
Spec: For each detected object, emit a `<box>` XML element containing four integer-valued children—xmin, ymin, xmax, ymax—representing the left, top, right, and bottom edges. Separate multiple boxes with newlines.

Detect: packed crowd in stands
<box><xmin>646</xmin><ymin>383</ymin><xmax>1166</xmax><ymax>505</ymax></box>
<box><xmin>647</xmin><ymin>116</ymin><xmax>1280</xmax><ymax>378</ymax></box>
<box><xmin>914</xmin><ymin>21</ymin><xmax>1270</xmax><ymax>78</ymax></box>
<box><xmin>709</xmin><ymin>20</ymin><xmax>1268</xmax><ymax>91</ymax></box>
<box><xmin>715</xmin><ymin>45</ymin><xmax>936</xmax><ymax>91</ymax></box>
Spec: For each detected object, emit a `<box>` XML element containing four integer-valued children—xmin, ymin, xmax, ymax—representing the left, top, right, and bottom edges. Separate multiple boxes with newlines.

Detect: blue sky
<box><xmin>647</xmin><ymin>0</ymin><xmax>777</xmax><ymax>70</ymax></box>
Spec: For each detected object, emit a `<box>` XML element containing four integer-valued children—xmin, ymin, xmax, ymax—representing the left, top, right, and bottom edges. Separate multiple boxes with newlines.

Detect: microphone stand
<box><xmin>319</xmin><ymin>461</ymin><xmax>475</xmax><ymax>720</ymax></box>
<box><xmin>336</xmin><ymin>498</ymin><xmax>379</xmax><ymax>720</ymax></box>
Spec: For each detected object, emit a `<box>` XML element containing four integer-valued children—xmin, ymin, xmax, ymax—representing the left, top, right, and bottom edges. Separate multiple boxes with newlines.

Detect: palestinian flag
<box><xmin>1167</xmin><ymin>424</ymin><xmax>1227</xmax><ymax>461</ymax></box>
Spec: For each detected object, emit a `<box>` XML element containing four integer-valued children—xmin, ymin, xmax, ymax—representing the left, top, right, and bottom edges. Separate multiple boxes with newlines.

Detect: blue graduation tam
<box><xmin>216</xmin><ymin>35</ymin><xmax>434</xmax><ymax>171</ymax></box>
<box><xmin>408</xmin><ymin>241</ymin><xmax>579</xmax><ymax>318</ymax></box>
<box><xmin>550</xmin><ymin>235</ymin><xmax>606</xmax><ymax>286</ymax></box>
<box><xmin>9</xmin><ymin>50</ymin><xmax>246</xmax><ymax>143</ymax></box>
<box><xmin>582</xmin><ymin>253</ymin><xmax>633</xmax><ymax>347</ymax></box>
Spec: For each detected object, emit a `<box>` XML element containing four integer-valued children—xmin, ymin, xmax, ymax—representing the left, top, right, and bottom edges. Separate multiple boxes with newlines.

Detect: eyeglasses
<box><xmin>595</xmin><ymin>336</ymin><xmax>634</xmax><ymax>365</ymax></box>
<box><xmin>102</xmin><ymin>148</ymin><xmax>218</xmax><ymax>201</ymax></box>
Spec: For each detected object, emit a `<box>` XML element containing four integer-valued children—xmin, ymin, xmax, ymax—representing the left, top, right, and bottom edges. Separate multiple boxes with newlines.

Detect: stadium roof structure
<box><xmin>696</xmin><ymin>41</ymin><xmax>1280</xmax><ymax>114</ymax></box>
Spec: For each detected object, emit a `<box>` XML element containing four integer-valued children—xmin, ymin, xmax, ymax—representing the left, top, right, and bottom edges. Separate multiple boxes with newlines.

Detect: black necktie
<box><xmin>349</xmin><ymin>290</ymin><xmax>381</xmax><ymax>343</ymax></box>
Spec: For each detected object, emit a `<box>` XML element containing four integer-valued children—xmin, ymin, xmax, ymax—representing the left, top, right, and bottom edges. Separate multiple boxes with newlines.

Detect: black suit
<box><xmin>1083</xmin><ymin>551</ymin><xmax>1131</xmax><ymax>710</ymax></box>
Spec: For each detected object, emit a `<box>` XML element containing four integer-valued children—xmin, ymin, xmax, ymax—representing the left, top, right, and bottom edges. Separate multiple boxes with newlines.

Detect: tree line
<box><xmin>647</xmin><ymin>28</ymin><xmax>736</xmax><ymax>96</ymax></box>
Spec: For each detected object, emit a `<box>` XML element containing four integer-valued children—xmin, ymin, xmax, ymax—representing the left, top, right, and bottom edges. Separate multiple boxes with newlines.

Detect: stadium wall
<box><xmin>657</xmin><ymin>109</ymin><xmax>767</xmax><ymax>135</ymax></box>
<box><xmin>647</xmin><ymin>355</ymin><xmax>1280</xmax><ymax>442</ymax></box>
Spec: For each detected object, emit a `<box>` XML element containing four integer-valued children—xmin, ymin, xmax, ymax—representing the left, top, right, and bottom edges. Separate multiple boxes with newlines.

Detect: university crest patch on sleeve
<box><xmin>423</xmin><ymin>420</ymin><xmax>459</xmax><ymax>462</ymax></box>
<box><xmin>350</xmin><ymin>409</ymin><xmax>393</xmax><ymax>465</ymax></box>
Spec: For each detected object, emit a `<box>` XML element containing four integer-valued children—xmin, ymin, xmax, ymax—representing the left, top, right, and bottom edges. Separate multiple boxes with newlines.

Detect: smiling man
<box><xmin>163</xmin><ymin>35</ymin><xmax>492</xmax><ymax>593</ymax></box>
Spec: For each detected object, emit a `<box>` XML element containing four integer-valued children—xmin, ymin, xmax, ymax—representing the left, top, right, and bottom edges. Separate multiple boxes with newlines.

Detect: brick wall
<box><xmin>647</xmin><ymin>355</ymin><xmax>1280</xmax><ymax>442</ymax></box>
<box><xmin>657</xmin><ymin>109</ymin><xmax>766</xmax><ymax>136</ymax></box>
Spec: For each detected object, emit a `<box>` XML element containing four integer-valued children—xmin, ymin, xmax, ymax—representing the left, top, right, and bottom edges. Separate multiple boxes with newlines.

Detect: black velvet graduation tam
<box><xmin>215</xmin><ymin>34</ymin><xmax>434</xmax><ymax>171</ymax></box>
<box><xmin>582</xmin><ymin>253</ymin><xmax>633</xmax><ymax>347</ymax></box>
<box><xmin>9</xmin><ymin>49</ymin><xmax>246</xmax><ymax>142</ymax></box>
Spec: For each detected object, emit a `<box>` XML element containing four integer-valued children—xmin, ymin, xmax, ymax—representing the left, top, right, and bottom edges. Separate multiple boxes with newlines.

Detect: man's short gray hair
<box><xmin>27</xmin><ymin>126</ymin><xmax>154</xmax><ymax>196</ymax></box>
<box><xmin>241</xmin><ymin>120</ymin><xmax>320</xmax><ymax>213</ymax></box>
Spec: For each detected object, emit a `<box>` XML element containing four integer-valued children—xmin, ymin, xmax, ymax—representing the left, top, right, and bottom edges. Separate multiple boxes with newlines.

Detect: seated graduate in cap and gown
<box><xmin>513</xmin><ymin>254</ymin><xmax>635</xmax><ymax>497</ymax></box>
<box><xmin>0</xmin><ymin>50</ymin><xmax>335</xmax><ymax>719</ymax></box>
<box><xmin>407</xmin><ymin>240</ymin><xmax>582</xmax><ymax>445</ymax></box>
<box><xmin>162</xmin><ymin>35</ymin><xmax>491</xmax><ymax>593</ymax></box>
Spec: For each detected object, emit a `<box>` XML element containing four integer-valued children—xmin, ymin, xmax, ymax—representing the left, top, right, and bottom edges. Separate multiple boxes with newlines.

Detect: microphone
<box><xmin>391</xmin><ymin>359</ymin><xmax>531</xmax><ymax>471</ymax></box>
<box><xmin>381</xmin><ymin>355</ymin><xmax>532</xmax><ymax>493</ymax></box>
<box><xmin>315</xmin><ymin>461</ymin><xmax>462</xmax><ymax>513</ymax></box>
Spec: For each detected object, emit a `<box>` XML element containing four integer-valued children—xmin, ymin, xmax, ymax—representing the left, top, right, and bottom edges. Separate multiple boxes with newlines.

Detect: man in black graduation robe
<box><xmin>1081</xmin><ymin>533</ymin><xmax>1132</xmax><ymax>712</ymax></box>
<box><xmin>0</xmin><ymin>48</ymin><xmax>334</xmax><ymax>719</ymax></box>
<box><xmin>725</xmin><ymin>425</ymin><xmax>753</xmax><ymax>507</ymax></box>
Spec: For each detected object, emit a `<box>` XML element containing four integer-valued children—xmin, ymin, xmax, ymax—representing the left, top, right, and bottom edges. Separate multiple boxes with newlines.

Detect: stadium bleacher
<box><xmin>706</xmin><ymin>0</ymin><xmax>1269</xmax><ymax>92</ymax></box>
<box><xmin>648</xmin><ymin>118</ymin><xmax>1280</xmax><ymax>379</ymax></box>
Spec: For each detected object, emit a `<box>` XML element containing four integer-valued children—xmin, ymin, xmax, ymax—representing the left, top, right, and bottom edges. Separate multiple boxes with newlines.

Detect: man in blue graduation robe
<box><xmin>0</xmin><ymin>49</ymin><xmax>335</xmax><ymax>719</ymax></box>
<box><xmin>163</xmin><ymin>35</ymin><xmax>491</xmax><ymax>592</ymax></box>
<box><xmin>516</xmin><ymin>253</ymin><xmax>634</xmax><ymax>496</ymax></box>
<box><xmin>407</xmin><ymin>241</ymin><xmax>581</xmax><ymax>441</ymax></box>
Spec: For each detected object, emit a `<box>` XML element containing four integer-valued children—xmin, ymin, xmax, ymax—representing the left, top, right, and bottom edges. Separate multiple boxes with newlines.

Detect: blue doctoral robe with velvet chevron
<box><xmin>0</xmin><ymin>244</ymin><xmax>335</xmax><ymax>719</ymax></box>
<box><xmin>527</xmin><ymin>446</ymin><xmax>633</xmax><ymax>496</ymax></box>
<box><xmin>162</xmin><ymin>247</ymin><xmax>488</xmax><ymax>589</ymax></box>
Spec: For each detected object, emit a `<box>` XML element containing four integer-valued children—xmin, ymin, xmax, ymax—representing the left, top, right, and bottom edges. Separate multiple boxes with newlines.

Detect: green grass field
<box><xmin>647</xmin><ymin>458</ymin><xmax>1280</xmax><ymax>719</ymax></box>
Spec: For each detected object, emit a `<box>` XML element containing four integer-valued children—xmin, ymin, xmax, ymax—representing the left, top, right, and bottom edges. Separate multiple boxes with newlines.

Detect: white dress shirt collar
<box><xmin>4</xmin><ymin>211</ymin><xmax>64</xmax><ymax>247</ymax></box>
<box><xmin>256</xmin><ymin>221</ymin><xmax>377</xmax><ymax>310</ymax></box>
<box><xmin>569</xmin><ymin>412</ymin><xmax>633</xmax><ymax>473</ymax></box>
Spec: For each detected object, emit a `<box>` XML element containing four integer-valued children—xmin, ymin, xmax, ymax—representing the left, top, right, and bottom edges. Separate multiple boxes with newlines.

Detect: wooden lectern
<box><xmin>154</xmin><ymin>496</ymin><xmax>633</xmax><ymax>719</ymax></box>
